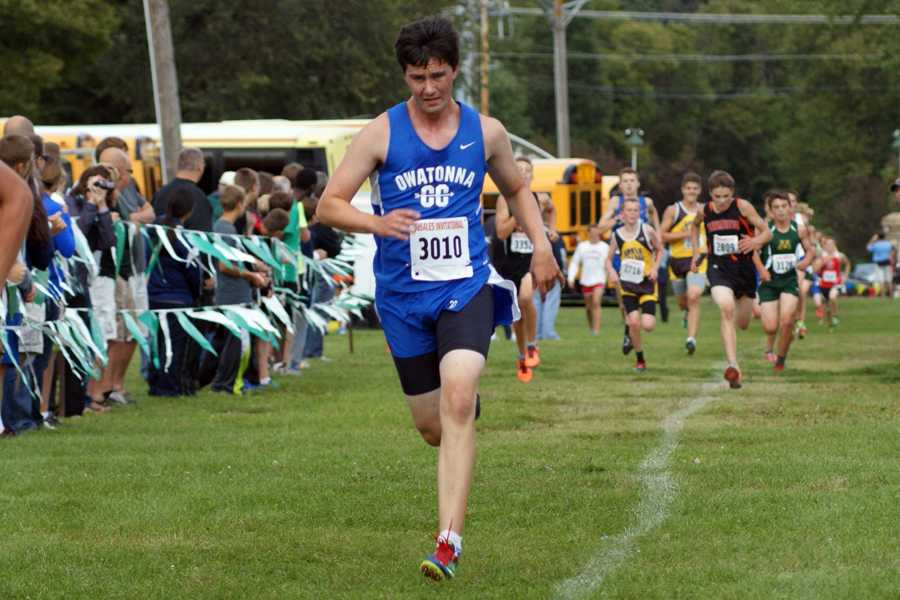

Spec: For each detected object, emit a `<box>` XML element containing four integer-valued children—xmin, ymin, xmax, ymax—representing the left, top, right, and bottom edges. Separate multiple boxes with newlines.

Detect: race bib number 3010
<box><xmin>410</xmin><ymin>217</ymin><xmax>472</xmax><ymax>281</ymax></box>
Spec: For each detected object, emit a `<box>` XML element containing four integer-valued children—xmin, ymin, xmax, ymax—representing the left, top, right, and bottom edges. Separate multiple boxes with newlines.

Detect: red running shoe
<box><xmin>420</xmin><ymin>537</ymin><xmax>459</xmax><ymax>581</ymax></box>
<box><xmin>724</xmin><ymin>366</ymin><xmax>742</xmax><ymax>389</ymax></box>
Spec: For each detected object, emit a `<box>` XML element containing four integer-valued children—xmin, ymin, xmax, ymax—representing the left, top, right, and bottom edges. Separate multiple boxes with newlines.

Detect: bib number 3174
<box><xmin>410</xmin><ymin>217</ymin><xmax>472</xmax><ymax>281</ymax></box>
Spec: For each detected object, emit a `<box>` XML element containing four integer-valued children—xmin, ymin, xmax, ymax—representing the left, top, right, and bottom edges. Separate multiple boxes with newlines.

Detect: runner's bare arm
<box><xmin>538</xmin><ymin>193</ymin><xmax>557</xmax><ymax>235</ymax></box>
<box><xmin>482</xmin><ymin>116</ymin><xmax>560</xmax><ymax>293</ymax></box>
<box><xmin>753</xmin><ymin>250</ymin><xmax>771</xmax><ymax>282</ymax></box>
<box><xmin>0</xmin><ymin>162</ymin><xmax>33</xmax><ymax>285</ymax></box>
<box><xmin>646</xmin><ymin>198</ymin><xmax>664</xmax><ymax>250</ymax></box>
<box><xmin>317</xmin><ymin>114</ymin><xmax>419</xmax><ymax>240</ymax></box>
<box><xmin>689</xmin><ymin>217</ymin><xmax>702</xmax><ymax>272</ymax></box>
<box><xmin>646</xmin><ymin>225</ymin><xmax>660</xmax><ymax>282</ymax></box>
<box><xmin>659</xmin><ymin>204</ymin><xmax>682</xmax><ymax>243</ymax></box>
<box><xmin>566</xmin><ymin>244</ymin><xmax>580</xmax><ymax>288</ymax></box>
<box><xmin>797</xmin><ymin>224</ymin><xmax>815</xmax><ymax>271</ymax></box>
<box><xmin>605</xmin><ymin>235</ymin><xmax>620</xmax><ymax>287</ymax></box>
<box><xmin>737</xmin><ymin>199</ymin><xmax>772</xmax><ymax>253</ymax></box>
<box><xmin>597</xmin><ymin>198</ymin><xmax>621</xmax><ymax>235</ymax></box>
<box><xmin>494</xmin><ymin>194</ymin><xmax>516</xmax><ymax>240</ymax></box>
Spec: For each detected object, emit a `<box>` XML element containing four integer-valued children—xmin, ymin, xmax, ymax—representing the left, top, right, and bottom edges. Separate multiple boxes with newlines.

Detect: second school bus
<box><xmin>482</xmin><ymin>158</ymin><xmax>617</xmax><ymax>250</ymax></box>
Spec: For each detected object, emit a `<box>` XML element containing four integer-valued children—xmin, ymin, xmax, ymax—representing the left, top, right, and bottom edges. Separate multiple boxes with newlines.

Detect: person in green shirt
<box><xmin>274</xmin><ymin>191</ymin><xmax>308</xmax><ymax>372</ymax></box>
<box><xmin>757</xmin><ymin>190</ymin><xmax>815</xmax><ymax>371</ymax></box>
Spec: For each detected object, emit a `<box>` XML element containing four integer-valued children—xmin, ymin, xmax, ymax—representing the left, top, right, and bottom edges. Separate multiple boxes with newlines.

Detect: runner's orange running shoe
<box><xmin>516</xmin><ymin>359</ymin><xmax>533</xmax><ymax>383</ymax></box>
<box><xmin>524</xmin><ymin>346</ymin><xmax>541</xmax><ymax>368</ymax></box>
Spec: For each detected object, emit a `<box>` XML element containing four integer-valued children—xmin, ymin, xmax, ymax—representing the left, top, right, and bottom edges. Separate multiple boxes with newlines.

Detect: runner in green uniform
<box><xmin>757</xmin><ymin>191</ymin><xmax>814</xmax><ymax>371</ymax></box>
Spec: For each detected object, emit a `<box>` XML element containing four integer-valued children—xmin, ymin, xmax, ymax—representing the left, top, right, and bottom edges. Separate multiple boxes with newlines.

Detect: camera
<box><xmin>92</xmin><ymin>179</ymin><xmax>115</xmax><ymax>191</ymax></box>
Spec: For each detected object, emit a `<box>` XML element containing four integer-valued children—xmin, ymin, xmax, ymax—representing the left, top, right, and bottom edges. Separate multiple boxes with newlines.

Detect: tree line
<box><xmin>2</xmin><ymin>0</ymin><xmax>899</xmax><ymax>258</ymax></box>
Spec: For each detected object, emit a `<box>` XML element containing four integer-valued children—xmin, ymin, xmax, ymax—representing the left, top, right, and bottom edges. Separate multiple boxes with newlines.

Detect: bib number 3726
<box><xmin>410</xmin><ymin>217</ymin><xmax>472</xmax><ymax>281</ymax></box>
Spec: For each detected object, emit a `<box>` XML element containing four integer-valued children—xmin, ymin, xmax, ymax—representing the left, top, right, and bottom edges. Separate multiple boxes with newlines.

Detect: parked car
<box><xmin>845</xmin><ymin>262</ymin><xmax>882</xmax><ymax>296</ymax></box>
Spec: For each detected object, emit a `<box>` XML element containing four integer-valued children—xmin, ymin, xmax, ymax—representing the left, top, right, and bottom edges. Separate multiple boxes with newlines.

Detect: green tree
<box><xmin>0</xmin><ymin>0</ymin><xmax>119</xmax><ymax>118</ymax></box>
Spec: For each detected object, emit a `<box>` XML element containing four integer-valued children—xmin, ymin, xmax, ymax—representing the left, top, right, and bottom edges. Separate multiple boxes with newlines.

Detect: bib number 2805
<box><xmin>410</xmin><ymin>217</ymin><xmax>472</xmax><ymax>281</ymax></box>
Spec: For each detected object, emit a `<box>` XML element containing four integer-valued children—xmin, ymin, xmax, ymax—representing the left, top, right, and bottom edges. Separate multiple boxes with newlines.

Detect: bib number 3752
<box><xmin>410</xmin><ymin>217</ymin><xmax>472</xmax><ymax>281</ymax></box>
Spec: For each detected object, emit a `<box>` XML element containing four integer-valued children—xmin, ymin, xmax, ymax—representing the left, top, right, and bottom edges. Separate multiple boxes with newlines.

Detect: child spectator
<box><xmin>208</xmin><ymin>185</ymin><xmax>268</xmax><ymax>394</ymax></box>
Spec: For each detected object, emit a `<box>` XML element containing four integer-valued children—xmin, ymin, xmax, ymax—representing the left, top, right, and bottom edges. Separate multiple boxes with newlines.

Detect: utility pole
<box><xmin>143</xmin><ymin>0</ymin><xmax>183</xmax><ymax>184</ymax></box>
<box><xmin>480</xmin><ymin>0</ymin><xmax>490</xmax><ymax>115</ymax></box>
<box><xmin>542</xmin><ymin>0</ymin><xmax>588</xmax><ymax>157</ymax></box>
<box><xmin>893</xmin><ymin>129</ymin><xmax>900</xmax><ymax>176</ymax></box>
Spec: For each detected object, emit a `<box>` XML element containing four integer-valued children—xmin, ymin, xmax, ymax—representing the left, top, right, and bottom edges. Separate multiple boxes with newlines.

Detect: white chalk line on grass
<box><xmin>554</xmin><ymin>366</ymin><xmax>724</xmax><ymax>600</ymax></box>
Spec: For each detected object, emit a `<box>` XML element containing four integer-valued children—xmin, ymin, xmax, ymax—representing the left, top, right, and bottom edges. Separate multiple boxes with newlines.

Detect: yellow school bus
<box><xmin>33</xmin><ymin>119</ymin><xmax>371</xmax><ymax>198</ymax></box>
<box><xmin>26</xmin><ymin>119</ymin><xmax>612</xmax><ymax>252</ymax></box>
<box><xmin>482</xmin><ymin>158</ymin><xmax>613</xmax><ymax>251</ymax></box>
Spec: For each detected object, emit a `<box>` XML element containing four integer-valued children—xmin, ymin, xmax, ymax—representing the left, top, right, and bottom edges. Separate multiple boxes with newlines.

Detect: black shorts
<box><xmin>708</xmin><ymin>259</ymin><xmax>757</xmax><ymax>299</ymax></box>
<box><xmin>623</xmin><ymin>295</ymin><xmax>656</xmax><ymax>316</ymax></box>
<box><xmin>392</xmin><ymin>285</ymin><xmax>494</xmax><ymax>396</ymax></box>
<box><xmin>498</xmin><ymin>259</ymin><xmax>531</xmax><ymax>292</ymax></box>
<box><xmin>668</xmin><ymin>256</ymin><xmax>693</xmax><ymax>279</ymax></box>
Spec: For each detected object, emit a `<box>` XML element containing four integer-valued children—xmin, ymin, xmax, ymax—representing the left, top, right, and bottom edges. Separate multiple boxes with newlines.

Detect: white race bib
<box><xmin>714</xmin><ymin>234</ymin><xmax>739</xmax><ymax>256</ymax></box>
<box><xmin>772</xmin><ymin>253</ymin><xmax>796</xmax><ymax>275</ymax></box>
<box><xmin>620</xmin><ymin>258</ymin><xmax>645</xmax><ymax>284</ymax></box>
<box><xmin>822</xmin><ymin>270</ymin><xmax>838</xmax><ymax>283</ymax></box>
<box><xmin>410</xmin><ymin>217</ymin><xmax>472</xmax><ymax>281</ymax></box>
<box><xmin>509</xmin><ymin>232</ymin><xmax>534</xmax><ymax>254</ymax></box>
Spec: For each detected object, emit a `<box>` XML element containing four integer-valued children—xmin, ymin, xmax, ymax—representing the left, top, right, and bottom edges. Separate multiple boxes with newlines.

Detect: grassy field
<box><xmin>1</xmin><ymin>297</ymin><xmax>898</xmax><ymax>599</ymax></box>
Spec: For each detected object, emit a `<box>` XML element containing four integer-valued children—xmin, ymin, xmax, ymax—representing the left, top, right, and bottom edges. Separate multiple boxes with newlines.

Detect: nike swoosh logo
<box><xmin>460</xmin><ymin>142</ymin><xmax>476</xmax><ymax>150</ymax></box>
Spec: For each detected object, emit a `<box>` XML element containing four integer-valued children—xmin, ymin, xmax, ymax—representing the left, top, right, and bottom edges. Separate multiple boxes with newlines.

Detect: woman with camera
<box><xmin>65</xmin><ymin>165</ymin><xmax>118</xmax><ymax>414</ymax></box>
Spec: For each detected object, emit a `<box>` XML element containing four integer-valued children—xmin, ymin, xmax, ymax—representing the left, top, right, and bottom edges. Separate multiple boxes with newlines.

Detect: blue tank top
<box><xmin>612</xmin><ymin>195</ymin><xmax>650</xmax><ymax>224</ymax></box>
<box><xmin>371</xmin><ymin>101</ymin><xmax>490</xmax><ymax>293</ymax></box>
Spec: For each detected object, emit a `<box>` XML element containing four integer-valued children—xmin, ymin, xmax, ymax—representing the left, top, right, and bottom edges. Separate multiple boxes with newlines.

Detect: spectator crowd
<box><xmin>0</xmin><ymin>115</ymin><xmax>348</xmax><ymax>438</ymax></box>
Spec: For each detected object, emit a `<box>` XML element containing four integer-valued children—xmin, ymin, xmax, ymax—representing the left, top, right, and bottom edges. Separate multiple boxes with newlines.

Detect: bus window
<box><xmin>580</xmin><ymin>190</ymin><xmax>591</xmax><ymax>225</ymax></box>
<box><xmin>196</xmin><ymin>147</ymin><xmax>329</xmax><ymax>194</ymax></box>
<box><xmin>569</xmin><ymin>190</ymin><xmax>577</xmax><ymax>228</ymax></box>
<box><xmin>594</xmin><ymin>191</ymin><xmax>602</xmax><ymax>223</ymax></box>
<box><xmin>482</xmin><ymin>193</ymin><xmax>499</xmax><ymax>215</ymax></box>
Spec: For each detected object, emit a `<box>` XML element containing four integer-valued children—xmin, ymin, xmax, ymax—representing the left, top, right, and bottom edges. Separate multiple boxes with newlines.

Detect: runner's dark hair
<box><xmin>395</xmin><ymin>16</ymin><xmax>459</xmax><ymax>71</ymax></box>
<box><xmin>707</xmin><ymin>170</ymin><xmax>735</xmax><ymax>191</ymax></box>
<box><xmin>681</xmin><ymin>172</ymin><xmax>702</xmax><ymax>186</ymax></box>
<box><xmin>764</xmin><ymin>189</ymin><xmax>790</xmax><ymax>209</ymax></box>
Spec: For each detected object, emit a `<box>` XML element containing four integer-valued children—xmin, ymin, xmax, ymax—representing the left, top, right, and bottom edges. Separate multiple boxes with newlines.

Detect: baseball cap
<box><xmin>219</xmin><ymin>170</ymin><xmax>236</xmax><ymax>186</ymax></box>
<box><xmin>891</xmin><ymin>177</ymin><xmax>900</xmax><ymax>192</ymax></box>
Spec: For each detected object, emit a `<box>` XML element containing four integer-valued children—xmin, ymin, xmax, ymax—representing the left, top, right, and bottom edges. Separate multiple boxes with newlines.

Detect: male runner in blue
<box><xmin>316</xmin><ymin>16</ymin><xmax>561</xmax><ymax>581</ymax></box>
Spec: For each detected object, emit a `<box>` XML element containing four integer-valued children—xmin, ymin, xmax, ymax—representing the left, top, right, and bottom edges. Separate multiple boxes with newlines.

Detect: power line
<box><xmin>483</xmin><ymin>50</ymin><xmax>883</xmax><ymax>63</ymax></box>
<box><xmin>494</xmin><ymin>6</ymin><xmax>900</xmax><ymax>25</ymax></box>
<box><xmin>523</xmin><ymin>79</ymin><xmax>894</xmax><ymax>100</ymax></box>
